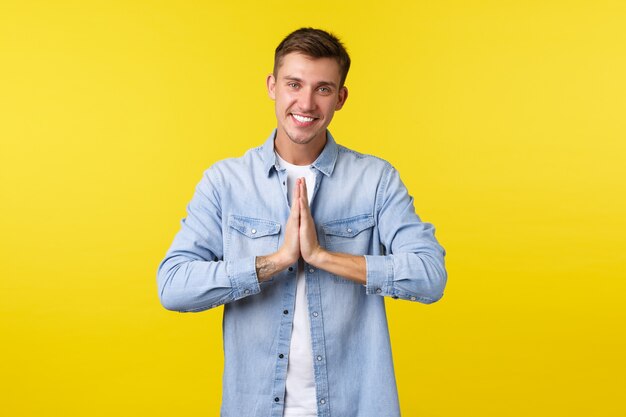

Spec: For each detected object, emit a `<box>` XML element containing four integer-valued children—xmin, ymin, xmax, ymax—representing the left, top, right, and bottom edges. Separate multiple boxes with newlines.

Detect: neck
<box><xmin>274</xmin><ymin>130</ymin><xmax>326</xmax><ymax>166</ymax></box>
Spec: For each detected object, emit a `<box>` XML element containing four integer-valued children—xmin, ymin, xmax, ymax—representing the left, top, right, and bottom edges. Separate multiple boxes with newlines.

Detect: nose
<box><xmin>298</xmin><ymin>87</ymin><xmax>316</xmax><ymax>112</ymax></box>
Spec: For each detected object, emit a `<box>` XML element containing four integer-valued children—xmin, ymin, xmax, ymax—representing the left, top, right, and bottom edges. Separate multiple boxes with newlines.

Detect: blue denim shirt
<box><xmin>157</xmin><ymin>129</ymin><xmax>447</xmax><ymax>417</ymax></box>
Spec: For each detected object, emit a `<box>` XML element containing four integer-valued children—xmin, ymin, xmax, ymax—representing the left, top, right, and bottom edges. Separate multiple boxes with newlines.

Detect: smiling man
<box><xmin>157</xmin><ymin>28</ymin><xmax>447</xmax><ymax>417</ymax></box>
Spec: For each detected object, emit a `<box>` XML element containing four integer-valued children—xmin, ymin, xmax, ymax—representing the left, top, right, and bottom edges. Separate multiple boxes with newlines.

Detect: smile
<box><xmin>291</xmin><ymin>113</ymin><xmax>317</xmax><ymax>126</ymax></box>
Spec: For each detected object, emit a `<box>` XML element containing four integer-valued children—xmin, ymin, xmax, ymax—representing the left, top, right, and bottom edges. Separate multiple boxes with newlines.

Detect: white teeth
<box><xmin>293</xmin><ymin>114</ymin><xmax>314</xmax><ymax>123</ymax></box>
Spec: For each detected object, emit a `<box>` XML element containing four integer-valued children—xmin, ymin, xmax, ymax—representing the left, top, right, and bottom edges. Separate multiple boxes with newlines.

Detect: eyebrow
<box><xmin>283</xmin><ymin>76</ymin><xmax>338</xmax><ymax>89</ymax></box>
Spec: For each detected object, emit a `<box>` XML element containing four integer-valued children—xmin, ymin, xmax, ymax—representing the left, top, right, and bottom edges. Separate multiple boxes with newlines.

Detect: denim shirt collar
<box><xmin>261</xmin><ymin>128</ymin><xmax>339</xmax><ymax>177</ymax></box>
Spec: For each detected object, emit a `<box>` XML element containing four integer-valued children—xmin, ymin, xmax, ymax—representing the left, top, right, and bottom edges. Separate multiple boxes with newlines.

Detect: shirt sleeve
<box><xmin>364</xmin><ymin>165</ymin><xmax>447</xmax><ymax>303</ymax></box>
<box><xmin>156</xmin><ymin>167</ymin><xmax>261</xmax><ymax>312</ymax></box>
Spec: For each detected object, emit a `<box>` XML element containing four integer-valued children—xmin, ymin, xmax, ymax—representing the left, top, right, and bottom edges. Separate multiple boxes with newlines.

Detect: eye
<box><xmin>318</xmin><ymin>86</ymin><xmax>332</xmax><ymax>94</ymax></box>
<box><xmin>288</xmin><ymin>82</ymin><xmax>299</xmax><ymax>89</ymax></box>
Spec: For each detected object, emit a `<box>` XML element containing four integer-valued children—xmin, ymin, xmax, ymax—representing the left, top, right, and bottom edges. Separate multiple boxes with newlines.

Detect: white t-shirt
<box><xmin>275</xmin><ymin>152</ymin><xmax>318</xmax><ymax>417</ymax></box>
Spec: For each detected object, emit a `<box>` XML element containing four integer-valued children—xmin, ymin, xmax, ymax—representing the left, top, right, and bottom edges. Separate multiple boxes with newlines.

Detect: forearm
<box><xmin>363</xmin><ymin>251</ymin><xmax>446</xmax><ymax>303</ymax></box>
<box><xmin>157</xmin><ymin>254</ymin><xmax>260</xmax><ymax>312</ymax></box>
<box><xmin>255</xmin><ymin>251</ymin><xmax>292</xmax><ymax>282</ymax></box>
<box><xmin>306</xmin><ymin>246</ymin><xmax>446</xmax><ymax>302</ymax></box>
<box><xmin>308</xmin><ymin>249</ymin><xmax>366</xmax><ymax>285</ymax></box>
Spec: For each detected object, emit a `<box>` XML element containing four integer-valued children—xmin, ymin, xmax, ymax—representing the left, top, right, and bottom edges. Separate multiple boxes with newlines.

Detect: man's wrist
<box><xmin>256</xmin><ymin>250</ymin><xmax>293</xmax><ymax>282</ymax></box>
<box><xmin>306</xmin><ymin>247</ymin><xmax>328</xmax><ymax>269</ymax></box>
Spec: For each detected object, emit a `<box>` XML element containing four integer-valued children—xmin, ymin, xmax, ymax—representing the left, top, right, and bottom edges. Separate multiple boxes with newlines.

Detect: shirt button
<box><xmin>283</xmin><ymin>309</ymin><xmax>289</xmax><ymax>315</ymax></box>
<box><xmin>244</xmin><ymin>289</ymin><xmax>250</xmax><ymax>295</ymax></box>
<box><xmin>288</xmin><ymin>267</ymin><xmax>294</xmax><ymax>272</ymax></box>
<box><xmin>251</xmin><ymin>228</ymin><xmax>257</xmax><ymax>234</ymax></box>
<box><xmin>279</xmin><ymin>353</ymin><xmax>284</xmax><ymax>358</ymax></box>
<box><xmin>312</xmin><ymin>311</ymin><xmax>318</xmax><ymax>317</ymax></box>
<box><xmin>347</xmin><ymin>228</ymin><xmax>352</xmax><ymax>233</ymax></box>
<box><xmin>309</xmin><ymin>268</ymin><xmax>315</xmax><ymax>273</ymax></box>
<box><xmin>320</xmin><ymin>399</ymin><xmax>326</xmax><ymax>404</ymax></box>
<box><xmin>410</xmin><ymin>296</ymin><xmax>416</xmax><ymax>301</ymax></box>
<box><xmin>274</xmin><ymin>397</ymin><xmax>280</xmax><ymax>402</ymax></box>
<box><xmin>375</xmin><ymin>288</ymin><xmax>382</xmax><ymax>294</ymax></box>
<box><xmin>316</xmin><ymin>355</ymin><xmax>323</xmax><ymax>361</ymax></box>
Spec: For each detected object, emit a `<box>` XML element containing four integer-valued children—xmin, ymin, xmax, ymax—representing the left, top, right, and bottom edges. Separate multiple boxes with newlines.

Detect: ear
<box><xmin>266</xmin><ymin>74</ymin><xmax>276</xmax><ymax>100</ymax></box>
<box><xmin>335</xmin><ymin>86</ymin><xmax>348</xmax><ymax>110</ymax></box>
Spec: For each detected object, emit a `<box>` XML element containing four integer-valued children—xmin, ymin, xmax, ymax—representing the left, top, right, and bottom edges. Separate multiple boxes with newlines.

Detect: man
<box><xmin>157</xmin><ymin>28</ymin><xmax>447</xmax><ymax>417</ymax></box>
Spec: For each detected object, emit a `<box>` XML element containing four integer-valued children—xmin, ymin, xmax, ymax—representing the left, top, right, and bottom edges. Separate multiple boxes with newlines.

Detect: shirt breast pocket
<box><xmin>227</xmin><ymin>215</ymin><xmax>281</xmax><ymax>260</ymax></box>
<box><xmin>322</xmin><ymin>214</ymin><xmax>375</xmax><ymax>284</ymax></box>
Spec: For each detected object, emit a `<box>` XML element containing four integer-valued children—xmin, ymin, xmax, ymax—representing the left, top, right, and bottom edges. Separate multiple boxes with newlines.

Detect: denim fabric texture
<box><xmin>157</xmin><ymin>129</ymin><xmax>447</xmax><ymax>417</ymax></box>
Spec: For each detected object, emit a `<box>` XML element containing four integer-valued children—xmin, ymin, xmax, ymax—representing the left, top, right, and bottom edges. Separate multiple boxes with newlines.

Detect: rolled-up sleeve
<box><xmin>156</xmin><ymin>168</ymin><xmax>260</xmax><ymax>312</ymax></box>
<box><xmin>364</xmin><ymin>165</ymin><xmax>447</xmax><ymax>304</ymax></box>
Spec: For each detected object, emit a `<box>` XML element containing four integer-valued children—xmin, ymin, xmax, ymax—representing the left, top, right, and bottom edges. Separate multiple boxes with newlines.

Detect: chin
<box><xmin>286</xmin><ymin>132</ymin><xmax>317</xmax><ymax>145</ymax></box>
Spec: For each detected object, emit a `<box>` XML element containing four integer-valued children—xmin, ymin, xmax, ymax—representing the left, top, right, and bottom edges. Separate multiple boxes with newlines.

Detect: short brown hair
<box><xmin>273</xmin><ymin>27</ymin><xmax>351</xmax><ymax>87</ymax></box>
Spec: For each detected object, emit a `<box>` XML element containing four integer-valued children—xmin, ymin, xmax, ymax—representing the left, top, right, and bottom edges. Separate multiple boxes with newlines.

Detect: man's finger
<box><xmin>300</xmin><ymin>177</ymin><xmax>310</xmax><ymax>210</ymax></box>
<box><xmin>290</xmin><ymin>178</ymin><xmax>301</xmax><ymax>216</ymax></box>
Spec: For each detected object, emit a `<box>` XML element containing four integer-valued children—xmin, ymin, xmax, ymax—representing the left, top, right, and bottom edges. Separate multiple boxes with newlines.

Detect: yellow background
<box><xmin>1</xmin><ymin>1</ymin><xmax>625</xmax><ymax>416</ymax></box>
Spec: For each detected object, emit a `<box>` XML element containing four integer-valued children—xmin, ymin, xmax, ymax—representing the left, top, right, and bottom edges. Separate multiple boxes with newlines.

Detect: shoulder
<box><xmin>335</xmin><ymin>143</ymin><xmax>394</xmax><ymax>174</ymax></box>
<box><xmin>201</xmin><ymin>144</ymin><xmax>266</xmax><ymax>185</ymax></box>
<box><xmin>333</xmin><ymin>143</ymin><xmax>401</xmax><ymax>206</ymax></box>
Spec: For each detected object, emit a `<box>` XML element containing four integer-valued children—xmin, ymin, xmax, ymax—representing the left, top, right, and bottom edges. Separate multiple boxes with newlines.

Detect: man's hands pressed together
<box><xmin>255</xmin><ymin>178</ymin><xmax>367</xmax><ymax>285</ymax></box>
<box><xmin>297</xmin><ymin>178</ymin><xmax>325</xmax><ymax>266</ymax></box>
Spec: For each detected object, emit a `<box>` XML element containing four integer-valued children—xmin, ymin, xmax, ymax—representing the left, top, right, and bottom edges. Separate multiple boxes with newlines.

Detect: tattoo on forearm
<box><xmin>255</xmin><ymin>256</ymin><xmax>278</xmax><ymax>282</ymax></box>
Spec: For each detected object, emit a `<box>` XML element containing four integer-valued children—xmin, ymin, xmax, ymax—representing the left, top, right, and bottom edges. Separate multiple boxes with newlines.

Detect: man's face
<box><xmin>267</xmin><ymin>52</ymin><xmax>348</xmax><ymax>147</ymax></box>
